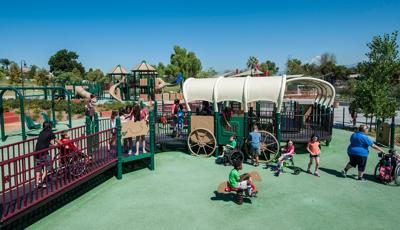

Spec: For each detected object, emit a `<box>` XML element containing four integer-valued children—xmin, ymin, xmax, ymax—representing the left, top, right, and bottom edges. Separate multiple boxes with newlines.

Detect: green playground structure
<box><xmin>0</xmin><ymin>86</ymin><xmax>73</xmax><ymax>141</ymax></box>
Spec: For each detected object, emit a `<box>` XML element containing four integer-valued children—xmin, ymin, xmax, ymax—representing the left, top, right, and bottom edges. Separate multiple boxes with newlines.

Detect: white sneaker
<box><xmin>128</xmin><ymin>150</ymin><xmax>133</xmax><ymax>155</ymax></box>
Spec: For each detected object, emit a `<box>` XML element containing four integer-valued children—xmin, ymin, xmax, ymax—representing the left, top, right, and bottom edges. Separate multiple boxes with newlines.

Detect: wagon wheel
<box><xmin>258</xmin><ymin>130</ymin><xmax>280</xmax><ymax>163</ymax></box>
<box><xmin>187</xmin><ymin>128</ymin><xmax>217</xmax><ymax>157</ymax></box>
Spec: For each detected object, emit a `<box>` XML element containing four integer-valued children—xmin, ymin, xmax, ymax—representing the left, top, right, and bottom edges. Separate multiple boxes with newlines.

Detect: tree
<box><xmin>0</xmin><ymin>58</ymin><xmax>11</xmax><ymax>70</ymax></box>
<box><xmin>259</xmin><ymin>60</ymin><xmax>279</xmax><ymax>75</ymax></box>
<box><xmin>246</xmin><ymin>56</ymin><xmax>259</xmax><ymax>71</ymax></box>
<box><xmin>27</xmin><ymin>65</ymin><xmax>38</xmax><ymax>80</ymax></box>
<box><xmin>353</xmin><ymin>31</ymin><xmax>399</xmax><ymax>120</ymax></box>
<box><xmin>48</xmin><ymin>49</ymin><xmax>85</xmax><ymax>75</ymax></box>
<box><xmin>53</xmin><ymin>72</ymin><xmax>82</xmax><ymax>84</ymax></box>
<box><xmin>85</xmin><ymin>69</ymin><xmax>108</xmax><ymax>83</ymax></box>
<box><xmin>0</xmin><ymin>68</ymin><xmax>6</xmax><ymax>81</ymax></box>
<box><xmin>286</xmin><ymin>59</ymin><xmax>303</xmax><ymax>75</ymax></box>
<box><xmin>170</xmin><ymin>46</ymin><xmax>202</xmax><ymax>79</ymax></box>
<box><xmin>9</xmin><ymin>63</ymin><xmax>21</xmax><ymax>84</ymax></box>
<box><xmin>319</xmin><ymin>52</ymin><xmax>336</xmax><ymax>66</ymax></box>
<box><xmin>34</xmin><ymin>68</ymin><xmax>50</xmax><ymax>86</ymax></box>
<box><xmin>198</xmin><ymin>67</ymin><xmax>218</xmax><ymax>78</ymax></box>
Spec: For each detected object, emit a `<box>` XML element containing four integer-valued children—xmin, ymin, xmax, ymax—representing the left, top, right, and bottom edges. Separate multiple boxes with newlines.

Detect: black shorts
<box><xmin>348</xmin><ymin>155</ymin><xmax>368</xmax><ymax>172</ymax></box>
<box><xmin>35</xmin><ymin>153</ymin><xmax>51</xmax><ymax>172</ymax></box>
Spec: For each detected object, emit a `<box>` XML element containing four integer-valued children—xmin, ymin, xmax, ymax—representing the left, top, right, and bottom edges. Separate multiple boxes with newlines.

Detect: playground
<box><xmin>25</xmin><ymin>129</ymin><xmax>400</xmax><ymax>230</ymax></box>
<box><xmin>0</xmin><ymin>69</ymin><xmax>399</xmax><ymax>229</ymax></box>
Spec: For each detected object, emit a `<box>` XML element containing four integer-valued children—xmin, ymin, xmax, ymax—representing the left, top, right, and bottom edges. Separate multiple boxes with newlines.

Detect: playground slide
<box><xmin>75</xmin><ymin>86</ymin><xmax>92</xmax><ymax>99</ymax></box>
<box><xmin>109</xmin><ymin>81</ymin><xmax>123</xmax><ymax>102</ymax></box>
<box><xmin>155</xmin><ymin>78</ymin><xmax>178</xmax><ymax>90</ymax></box>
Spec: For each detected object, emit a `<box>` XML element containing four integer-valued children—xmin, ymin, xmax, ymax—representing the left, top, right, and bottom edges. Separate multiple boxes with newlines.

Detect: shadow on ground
<box><xmin>210</xmin><ymin>191</ymin><xmax>252</xmax><ymax>204</ymax></box>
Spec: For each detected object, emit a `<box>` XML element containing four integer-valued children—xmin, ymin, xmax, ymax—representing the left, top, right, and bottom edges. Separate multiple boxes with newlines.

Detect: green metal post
<box><xmin>256</xmin><ymin>102</ymin><xmax>261</xmax><ymax>117</ymax></box>
<box><xmin>214</xmin><ymin>112</ymin><xmax>219</xmax><ymax>157</ymax></box>
<box><xmin>116</xmin><ymin>117</ymin><xmax>123</xmax><ymax>179</ymax></box>
<box><xmin>390</xmin><ymin>116</ymin><xmax>395</xmax><ymax>150</ymax></box>
<box><xmin>94</xmin><ymin>112</ymin><xmax>100</xmax><ymax>152</ymax></box>
<box><xmin>276</xmin><ymin>112</ymin><xmax>281</xmax><ymax>147</ymax></box>
<box><xmin>342</xmin><ymin>107</ymin><xmax>345</xmax><ymax>128</ymax></box>
<box><xmin>187</xmin><ymin>111</ymin><xmax>192</xmax><ymax>134</ymax></box>
<box><xmin>85</xmin><ymin>115</ymin><xmax>92</xmax><ymax>153</ymax></box>
<box><xmin>244</xmin><ymin>112</ymin><xmax>249</xmax><ymax>138</ymax></box>
<box><xmin>51</xmin><ymin>89</ymin><xmax>56</xmax><ymax>128</ymax></box>
<box><xmin>149</xmin><ymin>108</ymin><xmax>155</xmax><ymax>170</ymax></box>
<box><xmin>0</xmin><ymin>103</ymin><xmax>4</xmax><ymax>141</ymax></box>
<box><xmin>300</xmin><ymin>106</ymin><xmax>304</xmax><ymax>130</ymax></box>
<box><xmin>313</xmin><ymin>102</ymin><xmax>317</xmax><ymax>123</ymax></box>
<box><xmin>321</xmin><ymin>105</ymin><xmax>326</xmax><ymax>128</ymax></box>
<box><xmin>67</xmin><ymin>93</ymin><xmax>72</xmax><ymax>128</ymax></box>
<box><xmin>44</xmin><ymin>84</ymin><xmax>48</xmax><ymax>100</ymax></box>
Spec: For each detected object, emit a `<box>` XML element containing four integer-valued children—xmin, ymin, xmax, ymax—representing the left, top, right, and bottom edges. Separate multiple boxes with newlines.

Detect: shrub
<box><xmin>56</xmin><ymin>111</ymin><xmax>64</xmax><ymax>121</ymax></box>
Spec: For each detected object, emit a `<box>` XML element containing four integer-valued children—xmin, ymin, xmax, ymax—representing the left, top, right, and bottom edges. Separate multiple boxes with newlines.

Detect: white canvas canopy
<box><xmin>183</xmin><ymin>76</ymin><xmax>286</xmax><ymax>112</ymax></box>
<box><xmin>183</xmin><ymin>75</ymin><xmax>336</xmax><ymax>113</ymax></box>
<box><xmin>286</xmin><ymin>76</ymin><xmax>336</xmax><ymax>107</ymax></box>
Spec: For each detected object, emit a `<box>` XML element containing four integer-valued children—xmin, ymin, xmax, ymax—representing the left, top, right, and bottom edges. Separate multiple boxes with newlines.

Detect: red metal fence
<box><xmin>0</xmin><ymin>128</ymin><xmax>116</xmax><ymax>223</ymax></box>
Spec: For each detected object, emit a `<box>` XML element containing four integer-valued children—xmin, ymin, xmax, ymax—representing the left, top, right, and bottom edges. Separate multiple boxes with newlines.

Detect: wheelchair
<box><xmin>55</xmin><ymin>145</ymin><xmax>89</xmax><ymax>177</ymax></box>
<box><xmin>215</xmin><ymin>138</ymin><xmax>245</xmax><ymax>166</ymax></box>
<box><xmin>374</xmin><ymin>150</ymin><xmax>400</xmax><ymax>185</ymax></box>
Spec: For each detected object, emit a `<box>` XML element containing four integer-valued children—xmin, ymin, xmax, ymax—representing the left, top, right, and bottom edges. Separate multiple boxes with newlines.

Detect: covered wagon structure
<box><xmin>182</xmin><ymin>75</ymin><xmax>335</xmax><ymax>158</ymax></box>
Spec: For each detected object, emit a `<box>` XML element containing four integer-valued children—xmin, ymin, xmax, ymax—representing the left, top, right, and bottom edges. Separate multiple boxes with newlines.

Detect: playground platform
<box><xmin>21</xmin><ymin>128</ymin><xmax>399</xmax><ymax>230</ymax></box>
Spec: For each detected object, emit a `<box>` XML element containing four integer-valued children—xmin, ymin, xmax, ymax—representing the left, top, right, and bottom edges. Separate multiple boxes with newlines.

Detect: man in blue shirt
<box><xmin>342</xmin><ymin>125</ymin><xmax>385</xmax><ymax>181</ymax></box>
<box><xmin>248</xmin><ymin>124</ymin><xmax>261</xmax><ymax>167</ymax></box>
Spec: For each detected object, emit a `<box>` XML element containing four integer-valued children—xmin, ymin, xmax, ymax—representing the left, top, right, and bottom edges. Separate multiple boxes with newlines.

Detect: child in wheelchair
<box><xmin>216</xmin><ymin>135</ymin><xmax>237</xmax><ymax>165</ymax></box>
<box><xmin>59</xmin><ymin>131</ymin><xmax>91</xmax><ymax>168</ymax></box>
<box><xmin>377</xmin><ymin>149</ymin><xmax>399</xmax><ymax>183</ymax></box>
<box><xmin>273</xmin><ymin>140</ymin><xmax>295</xmax><ymax>176</ymax></box>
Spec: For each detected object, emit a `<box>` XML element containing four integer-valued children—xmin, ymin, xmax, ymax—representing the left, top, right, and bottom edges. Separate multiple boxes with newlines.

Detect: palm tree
<box><xmin>246</xmin><ymin>56</ymin><xmax>259</xmax><ymax>76</ymax></box>
<box><xmin>0</xmin><ymin>58</ymin><xmax>11</xmax><ymax>70</ymax></box>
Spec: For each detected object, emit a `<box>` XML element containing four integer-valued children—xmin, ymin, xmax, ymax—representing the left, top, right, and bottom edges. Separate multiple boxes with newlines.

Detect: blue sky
<box><xmin>0</xmin><ymin>0</ymin><xmax>399</xmax><ymax>73</ymax></box>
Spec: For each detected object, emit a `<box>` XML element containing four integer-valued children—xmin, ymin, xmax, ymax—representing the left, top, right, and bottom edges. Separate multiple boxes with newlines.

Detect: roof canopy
<box><xmin>286</xmin><ymin>76</ymin><xmax>336</xmax><ymax>107</ymax></box>
<box><xmin>183</xmin><ymin>75</ymin><xmax>335</xmax><ymax>112</ymax></box>
<box><xmin>131</xmin><ymin>61</ymin><xmax>156</xmax><ymax>72</ymax></box>
<box><xmin>183</xmin><ymin>76</ymin><xmax>286</xmax><ymax>112</ymax></box>
<box><xmin>108</xmin><ymin>65</ymin><xmax>128</xmax><ymax>75</ymax></box>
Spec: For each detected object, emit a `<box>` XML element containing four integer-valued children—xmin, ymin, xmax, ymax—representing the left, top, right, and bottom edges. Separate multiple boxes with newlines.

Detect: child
<box><xmin>307</xmin><ymin>135</ymin><xmax>321</xmax><ymax>177</ymax></box>
<box><xmin>274</xmin><ymin>140</ymin><xmax>295</xmax><ymax>176</ymax></box>
<box><xmin>228</xmin><ymin>160</ymin><xmax>257</xmax><ymax>197</ymax></box>
<box><xmin>122</xmin><ymin>105</ymin><xmax>134</xmax><ymax>155</ymax></box>
<box><xmin>247</xmin><ymin>124</ymin><xmax>261</xmax><ymax>167</ymax></box>
<box><xmin>134</xmin><ymin>103</ymin><xmax>148</xmax><ymax>155</ymax></box>
<box><xmin>109</xmin><ymin>110</ymin><xmax>119</xmax><ymax>151</ymax></box>
<box><xmin>174</xmin><ymin>104</ymin><xmax>185</xmax><ymax>138</ymax></box>
<box><xmin>219</xmin><ymin>135</ymin><xmax>237</xmax><ymax>165</ymax></box>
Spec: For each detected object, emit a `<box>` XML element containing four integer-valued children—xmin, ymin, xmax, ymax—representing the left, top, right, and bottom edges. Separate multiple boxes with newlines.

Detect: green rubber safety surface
<box><xmin>27</xmin><ymin>129</ymin><xmax>400</xmax><ymax>230</ymax></box>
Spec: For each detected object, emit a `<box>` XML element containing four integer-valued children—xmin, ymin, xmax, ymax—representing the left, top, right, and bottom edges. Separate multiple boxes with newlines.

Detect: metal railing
<box><xmin>0</xmin><ymin>128</ymin><xmax>116</xmax><ymax>223</ymax></box>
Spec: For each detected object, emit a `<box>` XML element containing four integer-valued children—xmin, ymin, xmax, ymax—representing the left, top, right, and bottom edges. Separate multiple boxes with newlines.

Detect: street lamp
<box><xmin>20</xmin><ymin>60</ymin><xmax>27</xmax><ymax>96</ymax></box>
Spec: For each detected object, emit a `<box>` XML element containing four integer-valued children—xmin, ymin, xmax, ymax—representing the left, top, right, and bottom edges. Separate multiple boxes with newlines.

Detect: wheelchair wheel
<box><xmin>69</xmin><ymin>152</ymin><xmax>87</xmax><ymax>177</ymax></box>
<box><xmin>374</xmin><ymin>162</ymin><xmax>381</xmax><ymax>181</ymax></box>
<box><xmin>395</xmin><ymin>164</ymin><xmax>400</xmax><ymax>186</ymax></box>
<box><xmin>229</xmin><ymin>150</ymin><xmax>244</xmax><ymax>165</ymax></box>
<box><xmin>293</xmin><ymin>167</ymin><xmax>301</xmax><ymax>175</ymax></box>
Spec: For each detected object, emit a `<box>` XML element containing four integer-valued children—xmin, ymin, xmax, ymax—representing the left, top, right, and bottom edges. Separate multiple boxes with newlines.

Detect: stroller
<box><xmin>374</xmin><ymin>150</ymin><xmax>400</xmax><ymax>185</ymax></box>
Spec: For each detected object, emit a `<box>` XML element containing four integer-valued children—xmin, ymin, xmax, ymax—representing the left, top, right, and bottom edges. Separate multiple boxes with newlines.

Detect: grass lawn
<box><xmin>24</xmin><ymin>128</ymin><xmax>400</xmax><ymax>230</ymax></box>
